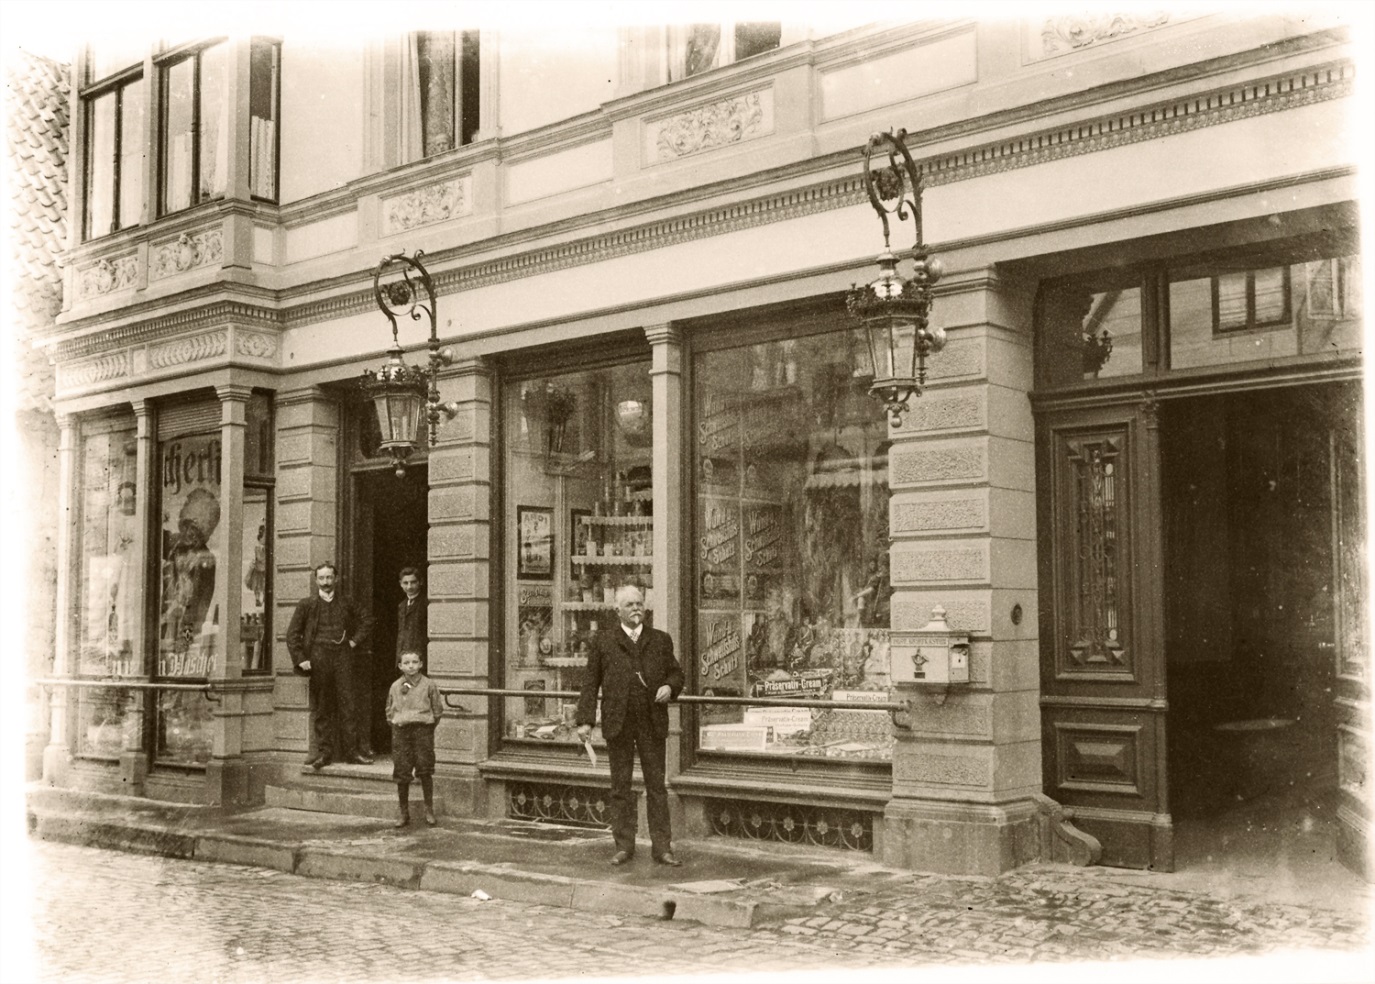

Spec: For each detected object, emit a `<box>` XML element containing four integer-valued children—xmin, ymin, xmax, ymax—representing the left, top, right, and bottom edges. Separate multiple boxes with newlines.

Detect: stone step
<box><xmin>265</xmin><ymin>784</ymin><xmax>442</xmax><ymax>821</ymax></box>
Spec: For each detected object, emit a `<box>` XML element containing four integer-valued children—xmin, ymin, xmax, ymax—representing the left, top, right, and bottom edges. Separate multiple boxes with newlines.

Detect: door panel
<box><xmin>1038</xmin><ymin>402</ymin><xmax>1170</xmax><ymax>870</ymax></box>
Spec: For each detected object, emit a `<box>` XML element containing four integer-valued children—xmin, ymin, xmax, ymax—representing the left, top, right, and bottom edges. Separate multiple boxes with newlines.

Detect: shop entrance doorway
<box><xmin>349</xmin><ymin>464</ymin><xmax>429</xmax><ymax>755</ymax></box>
<box><xmin>1161</xmin><ymin>382</ymin><xmax>1367</xmax><ymax>887</ymax></box>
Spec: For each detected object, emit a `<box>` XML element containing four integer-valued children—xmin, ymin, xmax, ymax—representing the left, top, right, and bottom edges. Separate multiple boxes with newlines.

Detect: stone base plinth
<box><xmin>882</xmin><ymin>796</ymin><xmax>1041</xmax><ymax>876</ymax></box>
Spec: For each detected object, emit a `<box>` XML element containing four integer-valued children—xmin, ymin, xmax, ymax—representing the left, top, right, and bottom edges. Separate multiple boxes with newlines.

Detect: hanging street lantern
<box><xmin>360</xmin><ymin>250</ymin><xmax>459</xmax><ymax>477</ymax></box>
<box><xmin>846</xmin><ymin>128</ymin><xmax>945</xmax><ymax>428</ymax></box>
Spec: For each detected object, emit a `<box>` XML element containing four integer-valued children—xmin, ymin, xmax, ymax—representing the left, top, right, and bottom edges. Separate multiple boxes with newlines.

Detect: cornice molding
<box><xmin>923</xmin><ymin>60</ymin><xmax>1353</xmax><ymax>186</ymax></box>
<box><xmin>51</xmin><ymin>54</ymin><xmax>1353</xmax><ymax>372</ymax></box>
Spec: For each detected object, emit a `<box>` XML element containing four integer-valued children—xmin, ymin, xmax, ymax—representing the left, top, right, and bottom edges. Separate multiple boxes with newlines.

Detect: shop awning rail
<box><xmin>34</xmin><ymin>677</ymin><xmax>222</xmax><ymax>703</ymax></box>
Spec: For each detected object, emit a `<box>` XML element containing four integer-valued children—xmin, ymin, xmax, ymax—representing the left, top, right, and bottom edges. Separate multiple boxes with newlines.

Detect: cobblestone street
<box><xmin>23</xmin><ymin>840</ymin><xmax>1371</xmax><ymax>983</ymax></box>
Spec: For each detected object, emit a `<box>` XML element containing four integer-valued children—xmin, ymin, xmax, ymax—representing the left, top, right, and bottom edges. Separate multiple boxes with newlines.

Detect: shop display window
<box><xmin>503</xmin><ymin>362</ymin><xmax>653</xmax><ymax>747</ymax></box>
<box><xmin>154</xmin><ymin>422</ymin><xmax>222</xmax><ymax>765</ymax></box>
<box><xmin>693</xmin><ymin>327</ymin><xmax>894</xmax><ymax>761</ymax></box>
<box><xmin>74</xmin><ymin>416</ymin><xmax>138</xmax><ymax>760</ymax></box>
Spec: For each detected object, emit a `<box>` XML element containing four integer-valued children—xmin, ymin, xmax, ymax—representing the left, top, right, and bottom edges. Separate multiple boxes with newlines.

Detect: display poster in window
<box><xmin>517</xmin><ymin>505</ymin><xmax>553</xmax><ymax>580</ymax></box>
<box><xmin>697</xmin><ymin>611</ymin><xmax>745</xmax><ymax>696</ymax></box>
<box><xmin>157</xmin><ymin>433</ymin><xmax>223</xmax><ymax>678</ymax></box>
<box><xmin>241</xmin><ymin>492</ymin><xmax>269</xmax><ymax>672</ymax></box>
<box><xmin>516</xmin><ymin>582</ymin><xmax>553</xmax><ymax>667</ymax></box>
<box><xmin>79</xmin><ymin>429</ymin><xmax>139</xmax><ymax>677</ymax></box>
<box><xmin>743</xmin><ymin>503</ymin><xmax>786</xmax><ymax>605</ymax></box>
<box><xmin>699</xmin><ymin>497</ymin><xmax>740</xmax><ymax>604</ymax></box>
<box><xmin>698</xmin><ymin>389</ymin><xmax>739</xmax><ymax>492</ymax></box>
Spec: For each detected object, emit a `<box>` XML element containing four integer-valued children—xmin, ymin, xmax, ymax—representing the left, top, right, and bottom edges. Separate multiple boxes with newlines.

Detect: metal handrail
<box><xmin>438</xmin><ymin>687</ymin><xmax>906</xmax><ymax>715</ymax></box>
<box><xmin>34</xmin><ymin>677</ymin><xmax>222</xmax><ymax>703</ymax></box>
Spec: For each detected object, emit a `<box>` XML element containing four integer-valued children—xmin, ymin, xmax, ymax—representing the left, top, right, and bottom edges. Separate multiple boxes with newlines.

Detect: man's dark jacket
<box><xmin>396</xmin><ymin>596</ymin><xmax>427</xmax><ymax>660</ymax></box>
<box><xmin>575</xmin><ymin>625</ymin><xmax>683</xmax><ymax>740</ymax></box>
<box><xmin>286</xmin><ymin>594</ymin><xmax>372</xmax><ymax>675</ymax></box>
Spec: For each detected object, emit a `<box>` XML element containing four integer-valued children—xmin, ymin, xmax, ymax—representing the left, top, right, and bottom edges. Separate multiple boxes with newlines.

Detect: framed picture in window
<box><xmin>517</xmin><ymin>505</ymin><xmax>553</xmax><ymax>580</ymax></box>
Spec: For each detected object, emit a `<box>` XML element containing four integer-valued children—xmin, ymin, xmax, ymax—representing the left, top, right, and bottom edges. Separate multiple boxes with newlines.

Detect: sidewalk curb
<box><xmin>30</xmin><ymin>808</ymin><xmax>778</xmax><ymax>928</ymax></box>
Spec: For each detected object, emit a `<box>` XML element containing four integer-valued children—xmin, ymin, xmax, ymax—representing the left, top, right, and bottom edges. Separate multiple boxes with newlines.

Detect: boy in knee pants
<box><xmin>386</xmin><ymin>650</ymin><xmax>442</xmax><ymax>827</ymax></box>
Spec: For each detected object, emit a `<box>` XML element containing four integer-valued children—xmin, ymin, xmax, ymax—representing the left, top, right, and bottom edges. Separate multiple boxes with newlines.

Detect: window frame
<box><xmin>1210</xmin><ymin>266</ymin><xmax>1293</xmax><ymax>334</ymax></box>
<box><xmin>248</xmin><ymin>37</ymin><xmax>282</xmax><ymax>204</ymax></box>
<box><xmin>79</xmin><ymin>62</ymin><xmax>144</xmax><ymax>241</ymax></box>
<box><xmin>156</xmin><ymin>38</ymin><xmax>230</xmax><ymax>218</ymax></box>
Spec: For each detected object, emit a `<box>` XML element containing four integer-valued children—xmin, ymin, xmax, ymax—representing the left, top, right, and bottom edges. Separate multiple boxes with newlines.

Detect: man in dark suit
<box><xmin>395</xmin><ymin>566</ymin><xmax>427</xmax><ymax>668</ymax></box>
<box><xmin>576</xmin><ymin>584</ymin><xmax>684</xmax><ymax>866</ymax></box>
<box><xmin>287</xmin><ymin>562</ymin><xmax>373</xmax><ymax>769</ymax></box>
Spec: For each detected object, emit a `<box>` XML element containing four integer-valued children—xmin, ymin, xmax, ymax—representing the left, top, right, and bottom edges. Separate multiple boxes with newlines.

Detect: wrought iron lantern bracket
<box><xmin>360</xmin><ymin>251</ymin><xmax>460</xmax><ymax>476</ymax></box>
<box><xmin>847</xmin><ymin>129</ymin><xmax>945</xmax><ymax>428</ymax></box>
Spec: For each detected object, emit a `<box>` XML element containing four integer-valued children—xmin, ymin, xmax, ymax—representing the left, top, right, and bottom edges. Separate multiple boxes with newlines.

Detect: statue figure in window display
<box><xmin>748</xmin><ymin>585</ymin><xmax>798</xmax><ymax>676</ymax></box>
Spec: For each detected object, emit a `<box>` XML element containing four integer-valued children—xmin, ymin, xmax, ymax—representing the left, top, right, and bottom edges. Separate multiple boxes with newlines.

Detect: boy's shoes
<box><xmin>653</xmin><ymin>852</ymin><xmax>683</xmax><ymax>867</ymax></box>
<box><xmin>394</xmin><ymin>812</ymin><xmax>410</xmax><ymax>829</ymax></box>
<box><xmin>424</xmin><ymin>807</ymin><xmax>437</xmax><ymax>827</ymax></box>
<box><xmin>305</xmin><ymin>756</ymin><xmax>326</xmax><ymax>771</ymax></box>
<box><xmin>349</xmin><ymin>754</ymin><xmax>374</xmax><ymax>765</ymax></box>
<box><xmin>610</xmin><ymin>850</ymin><xmax>633</xmax><ymax>866</ymax></box>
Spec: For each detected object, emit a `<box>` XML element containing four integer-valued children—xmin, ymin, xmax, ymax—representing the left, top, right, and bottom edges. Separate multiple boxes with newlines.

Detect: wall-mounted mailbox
<box><xmin>890</xmin><ymin>606</ymin><xmax>970</xmax><ymax>686</ymax></box>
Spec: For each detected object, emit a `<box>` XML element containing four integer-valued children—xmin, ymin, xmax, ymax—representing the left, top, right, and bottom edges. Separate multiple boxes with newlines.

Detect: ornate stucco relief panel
<box><xmin>56</xmin><ymin>351</ymin><xmax>131</xmax><ymax>393</ymax></box>
<box><xmin>382</xmin><ymin>176</ymin><xmax>472</xmax><ymax>236</ymax></box>
<box><xmin>646</xmin><ymin>87</ymin><xmax>773</xmax><ymax>164</ymax></box>
<box><xmin>149</xmin><ymin>229</ymin><xmax>225</xmax><ymax>281</ymax></box>
<box><xmin>76</xmin><ymin>254</ymin><xmax>138</xmax><ymax>300</ymax></box>
<box><xmin>891</xmin><ymin>541</ymin><xmax>991</xmax><ymax>585</ymax></box>
<box><xmin>1031</xmin><ymin>11</ymin><xmax>1173</xmax><ymax>60</ymax></box>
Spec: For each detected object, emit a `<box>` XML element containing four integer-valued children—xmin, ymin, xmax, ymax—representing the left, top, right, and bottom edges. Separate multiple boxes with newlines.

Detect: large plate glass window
<box><xmin>502</xmin><ymin>361</ymin><xmax>653</xmax><ymax>749</ymax></box>
<box><xmin>693</xmin><ymin>325</ymin><xmax>894</xmax><ymax>760</ymax></box>
<box><xmin>154</xmin><ymin>404</ymin><xmax>223</xmax><ymax>765</ymax></box>
<box><xmin>74</xmin><ymin>413</ymin><xmax>139</xmax><ymax>760</ymax></box>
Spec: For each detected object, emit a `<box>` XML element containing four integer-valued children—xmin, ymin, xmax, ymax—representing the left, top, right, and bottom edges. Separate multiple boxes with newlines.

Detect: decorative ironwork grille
<box><xmin>706</xmin><ymin>798</ymin><xmax>874</xmax><ymax>852</ymax></box>
<box><xmin>506</xmin><ymin>781</ymin><xmax>611</xmax><ymax>828</ymax></box>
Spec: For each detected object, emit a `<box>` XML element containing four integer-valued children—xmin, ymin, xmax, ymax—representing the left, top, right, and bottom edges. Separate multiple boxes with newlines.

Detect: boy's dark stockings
<box><xmin>396</xmin><ymin>777</ymin><xmax>436</xmax><ymax>827</ymax></box>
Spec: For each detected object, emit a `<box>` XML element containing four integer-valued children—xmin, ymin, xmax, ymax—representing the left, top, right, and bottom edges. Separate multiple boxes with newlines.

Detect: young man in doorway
<box><xmin>396</xmin><ymin>567</ymin><xmax>427</xmax><ymax>669</ymax></box>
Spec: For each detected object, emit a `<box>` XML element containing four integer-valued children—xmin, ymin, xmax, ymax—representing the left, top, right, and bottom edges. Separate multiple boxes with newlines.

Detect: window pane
<box><xmin>417</xmin><ymin>32</ymin><xmax>456</xmax><ymax>157</ymax></box>
<box><xmin>76</xmin><ymin>687</ymin><xmax>131</xmax><ymax>760</ymax></box>
<box><xmin>244</xmin><ymin>391</ymin><xmax>274</xmax><ymax>479</ymax></box>
<box><xmin>199</xmin><ymin>43</ymin><xmax>229</xmax><ymax>202</ymax></box>
<box><xmin>734</xmin><ymin>22</ymin><xmax>782</xmax><ymax>61</ymax></box>
<box><xmin>1168</xmin><ymin>252</ymin><xmax>1361</xmax><ymax>369</ymax></box>
<box><xmin>85</xmin><ymin>91</ymin><xmax>116</xmax><ymax>239</ymax></box>
<box><xmin>88</xmin><ymin>42</ymin><xmax>145</xmax><ymax>83</ymax></box>
<box><xmin>78</xmin><ymin>422</ymin><xmax>139</xmax><ymax>676</ymax></box>
<box><xmin>503</xmin><ymin>363</ymin><xmax>654</xmax><ymax>746</ymax></box>
<box><xmin>241</xmin><ymin>487</ymin><xmax>270</xmax><ymax>672</ymax></box>
<box><xmin>162</xmin><ymin>58</ymin><xmax>194</xmax><ymax>212</ymax></box>
<box><xmin>156</xmin><ymin>690</ymin><xmax>213</xmax><ymax>765</ymax></box>
<box><xmin>684</xmin><ymin>23</ymin><xmax>722</xmax><ymax>77</ymax></box>
<box><xmin>1038</xmin><ymin>284</ymin><xmax>1143</xmax><ymax>387</ymax></box>
<box><xmin>118</xmin><ymin>78</ymin><xmax>144</xmax><ymax>227</ymax></box>
<box><xmin>695</xmin><ymin>327</ymin><xmax>894</xmax><ymax>761</ymax></box>
<box><xmin>157</xmin><ymin>431</ymin><xmax>223</xmax><ymax>678</ymax></box>
<box><xmin>249</xmin><ymin>40</ymin><xmax>279</xmax><ymax>200</ymax></box>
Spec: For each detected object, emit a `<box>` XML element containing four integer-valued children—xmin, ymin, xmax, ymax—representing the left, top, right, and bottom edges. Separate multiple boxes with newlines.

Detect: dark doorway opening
<box><xmin>351</xmin><ymin>464</ymin><xmax>428</xmax><ymax>755</ymax></box>
<box><xmin>1161</xmin><ymin>382</ymin><xmax>1356</xmax><ymax>881</ymax></box>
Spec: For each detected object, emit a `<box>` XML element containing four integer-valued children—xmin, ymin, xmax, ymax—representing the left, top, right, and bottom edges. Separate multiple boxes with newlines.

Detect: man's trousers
<box><xmin>605</xmin><ymin>697</ymin><xmax>671</xmax><ymax>857</ymax></box>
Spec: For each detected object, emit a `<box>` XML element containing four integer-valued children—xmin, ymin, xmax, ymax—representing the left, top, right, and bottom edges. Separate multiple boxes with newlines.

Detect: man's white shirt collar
<box><xmin>622</xmin><ymin>623</ymin><xmax>642</xmax><ymax>643</ymax></box>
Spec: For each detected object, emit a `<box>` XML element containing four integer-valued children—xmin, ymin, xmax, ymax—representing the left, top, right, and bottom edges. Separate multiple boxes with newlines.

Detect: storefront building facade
<box><xmin>36</xmin><ymin>14</ymin><xmax>1367</xmax><ymax>878</ymax></box>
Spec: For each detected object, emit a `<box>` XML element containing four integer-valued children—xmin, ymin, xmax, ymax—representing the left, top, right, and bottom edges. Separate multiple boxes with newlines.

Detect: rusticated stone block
<box><xmin>888</xmin><ymin>437</ymin><xmax>987</xmax><ymax>487</ymax></box>
<box><xmin>892</xmin><ymin>387</ymin><xmax>986</xmax><ymax>436</ymax></box>
<box><xmin>890</xmin><ymin>489</ymin><xmax>988</xmax><ymax>536</ymax></box>
<box><xmin>890</xmin><ymin>540</ymin><xmax>990</xmax><ymax>585</ymax></box>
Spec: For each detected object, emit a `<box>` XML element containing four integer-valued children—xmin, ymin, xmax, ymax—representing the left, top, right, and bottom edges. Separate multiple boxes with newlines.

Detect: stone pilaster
<box><xmin>116</xmin><ymin>401</ymin><xmax>155</xmax><ymax>795</ymax></box>
<box><xmin>202</xmin><ymin>384</ymin><xmax>252</xmax><ymax>806</ymax></box>
<box><xmin>645</xmin><ymin>324</ymin><xmax>685</xmax><ymax>828</ymax></box>
<box><xmin>427</xmin><ymin>358</ymin><xmax>493</xmax><ymax>816</ymax></box>
<box><xmin>882</xmin><ymin>266</ymin><xmax>1043</xmax><ymax>876</ymax></box>
<box><xmin>272</xmin><ymin>387</ymin><xmax>340</xmax><ymax>762</ymax></box>
<box><xmin>42</xmin><ymin>414</ymin><xmax>78</xmax><ymax>787</ymax></box>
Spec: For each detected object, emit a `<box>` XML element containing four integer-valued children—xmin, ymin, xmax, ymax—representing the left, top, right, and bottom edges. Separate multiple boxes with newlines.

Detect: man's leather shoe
<box><xmin>610</xmin><ymin>850</ymin><xmax>634</xmax><ymax>866</ymax></box>
<box><xmin>349</xmin><ymin>754</ymin><xmax>374</xmax><ymax>765</ymax></box>
<box><xmin>654</xmin><ymin>852</ymin><xmax>683</xmax><ymax>867</ymax></box>
<box><xmin>305</xmin><ymin>756</ymin><xmax>325</xmax><ymax>771</ymax></box>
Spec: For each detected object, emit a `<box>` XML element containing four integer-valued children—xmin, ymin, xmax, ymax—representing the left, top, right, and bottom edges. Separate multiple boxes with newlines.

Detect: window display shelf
<box><xmin>562</xmin><ymin>601</ymin><xmax>654</xmax><ymax>612</ymax></box>
<box><xmin>540</xmin><ymin>656</ymin><xmax>588</xmax><ymax>668</ymax></box>
<box><xmin>571</xmin><ymin>555</ymin><xmax>651</xmax><ymax>566</ymax></box>
<box><xmin>583</xmin><ymin>516</ymin><xmax>652</xmax><ymax>526</ymax></box>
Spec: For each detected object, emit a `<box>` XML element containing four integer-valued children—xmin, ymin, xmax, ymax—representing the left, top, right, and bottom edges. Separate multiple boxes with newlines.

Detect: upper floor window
<box><xmin>409</xmin><ymin>31</ymin><xmax>480</xmax><ymax>159</ymax></box>
<box><xmin>160</xmin><ymin>41</ymin><xmax>229</xmax><ymax>214</ymax></box>
<box><xmin>668</xmin><ymin>22</ymin><xmax>781</xmax><ymax>81</ymax></box>
<box><xmin>249</xmin><ymin>38</ymin><xmax>282</xmax><ymax>201</ymax></box>
<box><xmin>82</xmin><ymin>71</ymin><xmax>145</xmax><ymax>240</ymax></box>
